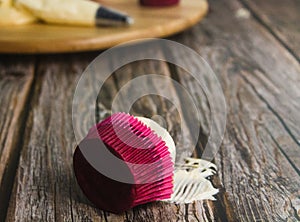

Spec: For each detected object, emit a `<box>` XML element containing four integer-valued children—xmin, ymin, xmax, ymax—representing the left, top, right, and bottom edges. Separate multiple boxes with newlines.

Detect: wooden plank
<box><xmin>0</xmin><ymin>56</ymin><xmax>35</xmax><ymax>222</ymax></box>
<box><xmin>240</xmin><ymin>0</ymin><xmax>300</xmax><ymax>60</ymax></box>
<box><xmin>5</xmin><ymin>53</ymin><xmax>112</xmax><ymax>221</ymax></box>
<box><xmin>167</xmin><ymin>0</ymin><xmax>300</xmax><ymax>220</ymax></box>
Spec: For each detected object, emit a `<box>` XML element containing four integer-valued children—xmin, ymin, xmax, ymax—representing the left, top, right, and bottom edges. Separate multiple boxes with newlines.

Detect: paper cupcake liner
<box><xmin>74</xmin><ymin>113</ymin><xmax>174</xmax><ymax>213</ymax></box>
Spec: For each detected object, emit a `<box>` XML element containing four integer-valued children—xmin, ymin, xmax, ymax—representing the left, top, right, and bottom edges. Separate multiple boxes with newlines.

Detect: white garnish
<box><xmin>167</xmin><ymin>157</ymin><xmax>218</xmax><ymax>203</ymax></box>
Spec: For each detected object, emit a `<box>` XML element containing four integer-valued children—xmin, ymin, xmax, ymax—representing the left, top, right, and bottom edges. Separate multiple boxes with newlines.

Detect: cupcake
<box><xmin>73</xmin><ymin>113</ymin><xmax>218</xmax><ymax>213</ymax></box>
<box><xmin>73</xmin><ymin>113</ymin><xmax>175</xmax><ymax>213</ymax></box>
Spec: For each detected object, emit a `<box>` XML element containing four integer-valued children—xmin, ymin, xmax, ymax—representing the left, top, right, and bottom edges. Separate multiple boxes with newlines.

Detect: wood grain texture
<box><xmin>0</xmin><ymin>0</ymin><xmax>208</xmax><ymax>53</ymax></box>
<box><xmin>5</xmin><ymin>47</ymin><xmax>220</xmax><ymax>221</ymax></box>
<box><xmin>241</xmin><ymin>0</ymin><xmax>300</xmax><ymax>60</ymax></box>
<box><xmin>3</xmin><ymin>0</ymin><xmax>300</xmax><ymax>221</ymax></box>
<box><xmin>168</xmin><ymin>0</ymin><xmax>300</xmax><ymax>220</ymax></box>
<box><xmin>0</xmin><ymin>56</ymin><xmax>35</xmax><ymax>222</ymax></box>
<box><xmin>5</xmin><ymin>54</ymin><xmax>110</xmax><ymax>221</ymax></box>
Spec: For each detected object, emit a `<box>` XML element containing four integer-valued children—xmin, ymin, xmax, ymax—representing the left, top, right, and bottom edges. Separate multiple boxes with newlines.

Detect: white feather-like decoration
<box><xmin>136</xmin><ymin>117</ymin><xmax>219</xmax><ymax>204</ymax></box>
<box><xmin>165</xmin><ymin>157</ymin><xmax>219</xmax><ymax>203</ymax></box>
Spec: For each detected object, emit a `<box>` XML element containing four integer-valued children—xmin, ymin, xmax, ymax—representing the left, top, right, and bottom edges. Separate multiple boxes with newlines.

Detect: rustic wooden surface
<box><xmin>0</xmin><ymin>0</ymin><xmax>299</xmax><ymax>221</ymax></box>
<box><xmin>241</xmin><ymin>0</ymin><xmax>300</xmax><ymax>60</ymax></box>
<box><xmin>0</xmin><ymin>56</ymin><xmax>35</xmax><ymax>222</ymax></box>
<box><xmin>0</xmin><ymin>0</ymin><xmax>208</xmax><ymax>53</ymax></box>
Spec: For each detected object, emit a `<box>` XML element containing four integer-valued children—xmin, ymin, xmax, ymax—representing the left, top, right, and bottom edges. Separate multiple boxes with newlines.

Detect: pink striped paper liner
<box><xmin>85</xmin><ymin>113</ymin><xmax>174</xmax><ymax>207</ymax></box>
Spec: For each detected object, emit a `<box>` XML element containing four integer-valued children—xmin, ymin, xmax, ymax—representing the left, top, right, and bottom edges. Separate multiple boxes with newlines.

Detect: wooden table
<box><xmin>0</xmin><ymin>0</ymin><xmax>299</xmax><ymax>221</ymax></box>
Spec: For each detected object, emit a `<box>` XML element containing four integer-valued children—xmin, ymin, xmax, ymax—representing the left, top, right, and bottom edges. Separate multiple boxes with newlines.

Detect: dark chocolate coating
<box><xmin>73</xmin><ymin>139</ymin><xmax>135</xmax><ymax>214</ymax></box>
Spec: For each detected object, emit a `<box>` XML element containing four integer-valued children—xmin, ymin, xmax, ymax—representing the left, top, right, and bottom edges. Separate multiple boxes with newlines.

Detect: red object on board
<box><xmin>140</xmin><ymin>0</ymin><xmax>179</xmax><ymax>6</ymax></box>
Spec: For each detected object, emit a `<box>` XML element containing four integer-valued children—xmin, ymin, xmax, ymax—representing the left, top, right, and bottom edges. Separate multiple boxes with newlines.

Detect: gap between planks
<box><xmin>0</xmin><ymin>56</ymin><xmax>36</xmax><ymax>222</ymax></box>
<box><xmin>238</xmin><ymin>0</ymin><xmax>300</xmax><ymax>63</ymax></box>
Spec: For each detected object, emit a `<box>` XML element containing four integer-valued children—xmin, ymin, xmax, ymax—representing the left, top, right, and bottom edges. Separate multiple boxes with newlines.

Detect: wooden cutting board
<box><xmin>0</xmin><ymin>0</ymin><xmax>208</xmax><ymax>53</ymax></box>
